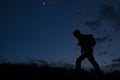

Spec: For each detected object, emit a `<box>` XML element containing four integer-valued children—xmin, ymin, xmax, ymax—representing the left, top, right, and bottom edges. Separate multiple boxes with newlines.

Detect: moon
<box><xmin>42</xmin><ymin>2</ymin><xmax>46</xmax><ymax>6</ymax></box>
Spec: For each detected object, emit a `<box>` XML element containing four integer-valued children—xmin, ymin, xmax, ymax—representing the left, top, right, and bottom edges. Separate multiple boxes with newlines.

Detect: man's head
<box><xmin>73</xmin><ymin>29</ymin><xmax>81</xmax><ymax>38</ymax></box>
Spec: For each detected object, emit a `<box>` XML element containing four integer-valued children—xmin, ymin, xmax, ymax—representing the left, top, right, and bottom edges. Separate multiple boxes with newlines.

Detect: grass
<box><xmin>0</xmin><ymin>62</ymin><xmax>120</xmax><ymax>80</ymax></box>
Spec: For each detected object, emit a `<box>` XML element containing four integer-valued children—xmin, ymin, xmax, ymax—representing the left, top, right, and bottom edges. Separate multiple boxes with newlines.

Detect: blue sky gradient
<box><xmin>1</xmin><ymin>0</ymin><xmax>120</xmax><ymax>68</ymax></box>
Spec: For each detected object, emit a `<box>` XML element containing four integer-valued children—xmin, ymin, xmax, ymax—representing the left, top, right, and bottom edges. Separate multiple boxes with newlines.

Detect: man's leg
<box><xmin>76</xmin><ymin>54</ymin><xmax>86</xmax><ymax>71</ymax></box>
<box><xmin>87</xmin><ymin>53</ymin><xmax>104</xmax><ymax>80</ymax></box>
<box><xmin>87</xmin><ymin>53</ymin><xmax>101</xmax><ymax>73</ymax></box>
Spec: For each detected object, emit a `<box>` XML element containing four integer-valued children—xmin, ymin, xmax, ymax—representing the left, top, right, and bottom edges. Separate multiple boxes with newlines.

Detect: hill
<box><xmin>0</xmin><ymin>62</ymin><xmax>120</xmax><ymax>80</ymax></box>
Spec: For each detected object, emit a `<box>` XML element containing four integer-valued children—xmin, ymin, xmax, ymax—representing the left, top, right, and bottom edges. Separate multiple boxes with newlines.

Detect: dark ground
<box><xmin>0</xmin><ymin>63</ymin><xmax>120</xmax><ymax>80</ymax></box>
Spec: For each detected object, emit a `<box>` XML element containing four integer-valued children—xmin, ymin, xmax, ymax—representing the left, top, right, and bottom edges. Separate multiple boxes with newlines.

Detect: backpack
<box><xmin>78</xmin><ymin>34</ymin><xmax>96</xmax><ymax>47</ymax></box>
<box><xmin>86</xmin><ymin>34</ymin><xmax>96</xmax><ymax>47</ymax></box>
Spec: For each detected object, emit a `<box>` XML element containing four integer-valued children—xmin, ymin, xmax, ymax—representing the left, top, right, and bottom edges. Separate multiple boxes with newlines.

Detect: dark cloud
<box><xmin>85</xmin><ymin>20</ymin><xmax>102</xmax><ymax>31</ymax></box>
<box><xmin>107</xmin><ymin>37</ymin><xmax>112</xmax><ymax>42</ymax></box>
<box><xmin>95</xmin><ymin>36</ymin><xmax>108</xmax><ymax>44</ymax></box>
<box><xmin>108</xmin><ymin>45</ymin><xmax>112</xmax><ymax>48</ymax></box>
<box><xmin>106</xmin><ymin>63</ymin><xmax>120</xmax><ymax>70</ymax></box>
<box><xmin>112</xmin><ymin>58</ymin><xmax>120</xmax><ymax>63</ymax></box>
<box><xmin>84</xmin><ymin>4</ymin><xmax>120</xmax><ymax>31</ymax></box>
<box><xmin>106</xmin><ymin>58</ymin><xmax>120</xmax><ymax>70</ymax></box>
<box><xmin>99</xmin><ymin>4</ymin><xmax>116</xmax><ymax>20</ymax></box>
<box><xmin>98</xmin><ymin>4</ymin><xmax>120</xmax><ymax>31</ymax></box>
<box><xmin>95</xmin><ymin>34</ymin><xmax>112</xmax><ymax>44</ymax></box>
<box><xmin>98</xmin><ymin>51</ymin><xmax>108</xmax><ymax>56</ymax></box>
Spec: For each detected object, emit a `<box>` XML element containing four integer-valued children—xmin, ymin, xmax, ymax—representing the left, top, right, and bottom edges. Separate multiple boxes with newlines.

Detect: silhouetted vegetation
<box><xmin>0</xmin><ymin>61</ymin><xmax>120</xmax><ymax>80</ymax></box>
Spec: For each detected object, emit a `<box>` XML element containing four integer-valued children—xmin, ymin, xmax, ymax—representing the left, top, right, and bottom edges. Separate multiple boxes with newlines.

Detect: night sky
<box><xmin>1</xmin><ymin>0</ymin><xmax>120</xmax><ymax>68</ymax></box>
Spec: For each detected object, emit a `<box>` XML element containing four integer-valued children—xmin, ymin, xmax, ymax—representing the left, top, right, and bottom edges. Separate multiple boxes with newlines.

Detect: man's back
<box><xmin>78</xmin><ymin>34</ymin><xmax>96</xmax><ymax>50</ymax></box>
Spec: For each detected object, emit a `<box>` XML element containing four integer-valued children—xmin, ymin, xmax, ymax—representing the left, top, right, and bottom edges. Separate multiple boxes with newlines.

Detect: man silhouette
<box><xmin>73</xmin><ymin>29</ymin><xmax>101</xmax><ymax>73</ymax></box>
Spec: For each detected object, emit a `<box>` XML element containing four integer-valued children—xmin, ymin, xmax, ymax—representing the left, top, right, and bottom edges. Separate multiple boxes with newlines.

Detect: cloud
<box><xmin>108</xmin><ymin>45</ymin><xmax>112</xmax><ymax>48</ymax></box>
<box><xmin>95</xmin><ymin>36</ymin><xmax>108</xmax><ymax>44</ymax></box>
<box><xmin>98</xmin><ymin>51</ymin><xmax>108</xmax><ymax>56</ymax></box>
<box><xmin>106</xmin><ymin>63</ymin><xmax>120</xmax><ymax>70</ymax></box>
<box><xmin>95</xmin><ymin>33</ymin><xmax>112</xmax><ymax>44</ymax></box>
<box><xmin>106</xmin><ymin>58</ymin><xmax>120</xmax><ymax>70</ymax></box>
<box><xmin>84</xmin><ymin>4</ymin><xmax>120</xmax><ymax>32</ymax></box>
<box><xmin>99</xmin><ymin>4</ymin><xmax>116</xmax><ymax>20</ymax></box>
<box><xmin>98</xmin><ymin>4</ymin><xmax>120</xmax><ymax>31</ymax></box>
<box><xmin>112</xmin><ymin>58</ymin><xmax>120</xmax><ymax>63</ymax></box>
<box><xmin>85</xmin><ymin>20</ymin><xmax>102</xmax><ymax>31</ymax></box>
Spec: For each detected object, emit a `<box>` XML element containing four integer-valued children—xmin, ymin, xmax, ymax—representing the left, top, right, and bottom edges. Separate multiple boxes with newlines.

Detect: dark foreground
<box><xmin>0</xmin><ymin>63</ymin><xmax>120</xmax><ymax>80</ymax></box>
